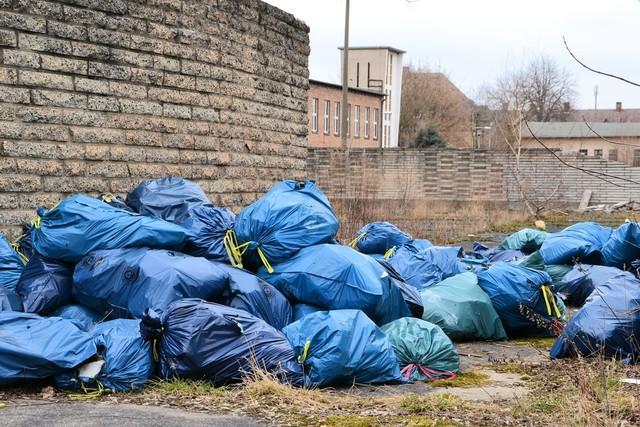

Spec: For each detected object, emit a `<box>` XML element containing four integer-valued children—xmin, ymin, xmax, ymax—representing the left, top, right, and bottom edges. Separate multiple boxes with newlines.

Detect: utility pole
<box><xmin>341</xmin><ymin>0</ymin><xmax>350</xmax><ymax>148</ymax></box>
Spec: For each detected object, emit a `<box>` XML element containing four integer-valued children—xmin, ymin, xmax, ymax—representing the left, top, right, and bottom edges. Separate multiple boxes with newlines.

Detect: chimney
<box><xmin>616</xmin><ymin>101</ymin><xmax>622</xmax><ymax>112</ymax></box>
<box><xmin>563</xmin><ymin>102</ymin><xmax>571</xmax><ymax>112</ymax></box>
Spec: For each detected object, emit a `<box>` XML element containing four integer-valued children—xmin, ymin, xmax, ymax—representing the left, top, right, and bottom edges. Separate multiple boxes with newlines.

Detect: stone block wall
<box><xmin>0</xmin><ymin>0</ymin><xmax>309</xmax><ymax>237</ymax></box>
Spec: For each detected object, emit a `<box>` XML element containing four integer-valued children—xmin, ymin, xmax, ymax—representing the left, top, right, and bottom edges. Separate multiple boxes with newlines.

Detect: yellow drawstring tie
<box><xmin>33</xmin><ymin>215</ymin><xmax>41</xmax><ymax>229</ymax></box>
<box><xmin>541</xmin><ymin>285</ymin><xmax>561</xmax><ymax>318</ymax></box>
<box><xmin>383</xmin><ymin>246</ymin><xmax>397</xmax><ymax>260</ymax></box>
<box><xmin>297</xmin><ymin>340</ymin><xmax>311</xmax><ymax>364</ymax></box>
<box><xmin>152</xmin><ymin>338</ymin><xmax>160</xmax><ymax>363</ymax></box>
<box><xmin>348</xmin><ymin>232</ymin><xmax>367</xmax><ymax>249</ymax></box>
<box><xmin>68</xmin><ymin>381</ymin><xmax>107</xmax><ymax>400</ymax></box>
<box><xmin>100</xmin><ymin>193</ymin><xmax>115</xmax><ymax>203</ymax></box>
<box><xmin>10</xmin><ymin>242</ymin><xmax>28</xmax><ymax>265</ymax></box>
<box><xmin>257</xmin><ymin>247</ymin><xmax>274</xmax><ymax>274</ymax></box>
<box><xmin>223</xmin><ymin>230</ymin><xmax>273</xmax><ymax>273</ymax></box>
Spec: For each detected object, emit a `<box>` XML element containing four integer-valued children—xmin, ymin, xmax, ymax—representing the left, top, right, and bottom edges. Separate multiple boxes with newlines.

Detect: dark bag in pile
<box><xmin>127</xmin><ymin>177</ymin><xmax>212</xmax><ymax>223</ymax></box>
<box><xmin>387</xmin><ymin>245</ymin><xmax>467</xmax><ymax>290</ymax></box>
<box><xmin>350</xmin><ymin>221</ymin><xmax>412</xmax><ymax>255</ymax></box>
<box><xmin>550</xmin><ymin>272</ymin><xmax>640</xmax><ymax>364</ymax></box>
<box><xmin>0</xmin><ymin>234</ymin><xmax>24</xmax><ymax>291</ymax></box>
<box><xmin>601</xmin><ymin>222</ymin><xmax>640</xmax><ymax>268</ymax></box>
<box><xmin>0</xmin><ymin>288</ymin><xmax>23</xmax><ymax>312</ymax></box>
<box><xmin>377</xmin><ymin>260</ymin><xmax>424</xmax><ymax>318</ymax></box>
<box><xmin>258</xmin><ymin>244</ymin><xmax>411</xmax><ymax>325</ymax></box>
<box><xmin>471</xmin><ymin>242</ymin><xmax>526</xmax><ymax>263</ymax></box>
<box><xmin>31</xmin><ymin>195</ymin><xmax>189</xmax><ymax>263</ymax></box>
<box><xmin>51</xmin><ymin>304</ymin><xmax>102</xmax><ymax>332</ymax></box>
<box><xmin>233</xmin><ymin>180</ymin><xmax>339</xmax><ymax>272</ymax></box>
<box><xmin>140</xmin><ymin>299</ymin><xmax>302</xmax><ymax>386</ymax></box>
<box><xmin>282</xmin><ymin>309</ymin><xmax>404</xmax><ymax>387</ymax></box>
<box><xmin>0</xmin><ymin>312</ymin><xmax>96</xmax><ymax>384</ymax></box>
<box><xmin>539</xmin><ymin>222</ymin><xmax>612</xmax><ymax>265</ymax></box>
<box><xmin>180</xmin><ymin>205</ymin><xmax>236</xmax><ymax>262</ymax></box>
<box><xmin>73</xmin><ymin>248</ymin><xmax>229</xmax><ymax>319</ymax></box>
<box><xmin>553</xmin><ymin>264</ymin><xmax>622</xmax><ymax>307</ymax></box>
<box><xmin>16</xmin><ymin>254</ymin><xmax>73</xmax><ymax>315</ymax></box>
<box><xmin>12</xmin><ymin>224</ymin><xmax>34</xmax><ymax>263</ymax></box>
<box><xmin>292</xmin><ymin>303</ymin><xmax>322</xmax><ymax>322</ymax></box>
<box><xmin>477</xmin><ymin>262</ymin><xmax>564</xmax><ymax>337</ymax></box>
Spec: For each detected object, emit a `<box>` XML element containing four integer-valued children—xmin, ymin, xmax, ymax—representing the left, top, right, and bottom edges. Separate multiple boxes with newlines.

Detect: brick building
<box><xmin>307</xmin><ymin>79</ymin><xmax>383</xmax><ymax>148</ymax></box>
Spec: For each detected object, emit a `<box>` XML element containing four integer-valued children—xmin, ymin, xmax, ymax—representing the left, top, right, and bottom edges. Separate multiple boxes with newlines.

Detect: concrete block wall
<box><xmin>0</xmin><ymin>0</ymin><xmax>309</xmax><ymax>237</ymax></box>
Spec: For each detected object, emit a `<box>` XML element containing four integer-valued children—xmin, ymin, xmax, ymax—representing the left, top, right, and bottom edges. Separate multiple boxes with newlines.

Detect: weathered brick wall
<box><xmin>307</xmin><ymin>148</ymin><xmax>640</xmax><ymax>208</ymax></box>
<box><xmin>0</xmin><ymin>0</ymin><xmax>309</xmax><ymax>237</ymax></box>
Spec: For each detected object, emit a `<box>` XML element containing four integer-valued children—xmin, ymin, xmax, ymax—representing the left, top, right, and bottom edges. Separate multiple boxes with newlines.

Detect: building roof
<box><xmin>565</xmin><ymin>108</ymin><xmax>640</xmax><ymax>123</ymax></box>
<box><xmin>338</xmin><ymin>46</ymin><xmax>406</xmax><ymax>54</ymax></box>
<box><xmin>309</xmin><ymin>79</ymin><xmax>385</xmax><ymax>97</ymax></box>
<box><xmin>523</xmin><ymin>122</ymin><xmax>640</xmax><ymax>138</ymax></box>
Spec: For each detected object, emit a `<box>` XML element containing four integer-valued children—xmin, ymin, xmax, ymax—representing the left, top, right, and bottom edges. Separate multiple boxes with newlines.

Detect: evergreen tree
<box><xmin>412</xmin><ymin>125</ymin><xmax>447</xmax><ymax>148</ymax></box>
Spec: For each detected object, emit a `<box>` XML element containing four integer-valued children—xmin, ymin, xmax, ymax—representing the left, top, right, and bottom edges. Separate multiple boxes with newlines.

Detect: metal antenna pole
<box><xmin>341</xmin><ymin>0</ymin><xmax>350</xmax><ymax>148</ymax></box>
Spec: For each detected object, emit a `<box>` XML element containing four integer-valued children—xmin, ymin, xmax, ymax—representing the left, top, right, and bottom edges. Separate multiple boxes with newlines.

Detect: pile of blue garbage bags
<box><xmin>1</xmin><ymin>177</ymin><xmax>639</xmax><ymax>395</ymax></box>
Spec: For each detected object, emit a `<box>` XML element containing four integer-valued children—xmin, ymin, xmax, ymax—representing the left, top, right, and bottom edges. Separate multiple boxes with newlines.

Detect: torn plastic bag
<box><xmin>550</xmin><ymin>272</ymin><xmax>640</xmax><ymax>364</ymax></box>
<box><xmin>140</xmin><ymin>299</ymin><xmax>302</xmax><ymax>386</ymax></box>
<box><xmin>292</xmin><ymin>303</ymin><xmax>322</xmax><ymax>322</ymax></box>
<box><xmin>601</xmin><ymin>222</ymin><xmax>640</xmax><ymax>268</ymax></box>
<box><xmin>476</xmin><ymin>262</ymin><xmax>564</xmax><ymax>337</ymax></box>
<box><xmin>0</xmin><ymin>234</ymin><xmax>24</xmax><ymax>291</ymax></box>
<box><xmin>234</xmin><ymin>180</ymin><xmax>339</xmax><ymax>271</ymax></box>
<box><xmin>51</xmin><ymin>304</ymin><xmax>102</xmax><ymax>332</ymax></box>
<box><xmin>553</xmin><ymin>264</ymin><xmax>622</xmax><ymax>307</ymax></box>
<box><xmin>97</xmin><ymin>193</ymin><xmax>133</xmax><ymax>212</ymax></box>
<box><xmin>282</xmin><ymin>309</ymin><xmax>404</xmax><ymax>387</ymax></box>
<box><xmin>216</xmin><ymin>263</ymin><xmax>292</xmax><ymax>330</ymax></box>
<box><xmin>377</xmin><ymin>260</ymin><xmax>424</xmax><ymax>318</ymax></box>
<box><xmin>0</xmin><ymin>312</ymin><xmax>96</xmax><ymax>384</ymax></box>
<box><xmin>16</xmin><ymin>254</ymin><xmax>73</xmax><ymax>315</ymax></box>
<box><xmin>258</xmin><ymin>244</ymin><xmax>411</xmax><ymax>325</ymax></box>
<box><xmin>420</xmin><ymin>272</ymin><xmax>507</xmax><ymax>341</ymax></box>
<box><xmin>180</xmin><ymin>205</ymin><xmax>236</xmax><ymax>262</ymax></box>
<box><xmin>0</xmin><ymin>288</ymin><xmax>23</xmax><ymax>312</ymax></box>
<box><xmin>498</xmin><ymin>228</ymin><xmax>548</xmax><ymax>253</ymax></box>
<box><xmin>381</xmin><ymin>317</ymin><xmax>460</xmax><ymax>381</ymax></box>
<box><xmin>539</xmin><ymin>222</ymin><xmax>612</xmax><ymax>265</ymax></box>
<box><xmin>350</xmin><ymin>221</ymin><xmax>412</xmax><ymax>255</ymax></box>
<box><xmin>31</xmin><ymin>195</ymin><xmax>189</xmax><ymax>263</ymax></box>
<box><xmin>127</xmin><ymin>177</ymin><xmax>212</xmax><ymax>223</ymax></box>
<box><xmin>73</xmin><ymin>248</ymin><xmax>229</xmax><ymax>319</ymax></box>
<box><xmin>386</xmin><ymin>245</ymin><xmax>467</xmax><ymax>290</ymax></box>
<box><xmin>471</xmin><ymin>242</ymin><xmax>526</xmax><ymax>263</ymax></box>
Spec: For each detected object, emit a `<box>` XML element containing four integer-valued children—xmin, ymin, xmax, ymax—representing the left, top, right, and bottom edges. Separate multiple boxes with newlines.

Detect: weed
<box><xmin>512</xmin><ymin>337</ymin><xmax>556</xmax><ymax>349</ymax></box>
<box><xmin>401</xmin><ymin>393</ymin><xmax>467</xmax><ymax>413</ymax></box>
<box><xmin>323</xmin><ymin>415</ymin><xmax>377</xmax><ymax>427</ymax></box>
<box><xmin>148</xmin><ymin>379</ymin><xmax>224</xmax><ymax>398</ymax></box>
<box><xmin>430</xmin><ymin>372</ymin><xmax>490</xmax><ymax>388</ymax></box>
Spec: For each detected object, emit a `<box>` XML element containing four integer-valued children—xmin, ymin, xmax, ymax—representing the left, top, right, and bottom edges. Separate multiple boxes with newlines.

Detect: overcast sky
<box><xmin>268</xmin><ymin>0</ymin><xmax>640</xmax><ymax>109</ymax></box>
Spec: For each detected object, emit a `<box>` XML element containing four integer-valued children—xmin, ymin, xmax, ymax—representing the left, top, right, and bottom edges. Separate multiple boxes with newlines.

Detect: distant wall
<box><xmin>307</xmin><ymin>148</ymin><xmax>640</xmax><ymax>208</ymax></box>
<box><xmin>0</xmin><ymin>0</ymin><xmax>310</xmax><ymax>237</ymax></box>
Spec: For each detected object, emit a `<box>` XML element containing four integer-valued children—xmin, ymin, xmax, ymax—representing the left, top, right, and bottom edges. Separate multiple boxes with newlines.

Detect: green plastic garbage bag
<box><xmin>381</xmin><ymin>317</ymin><xmax>460</xmax><ymax>381</ymax></box>
<box><xmin>420</xmin><ymin>272</ymin><xmax>507</xmax><ymax>341</ymax></box>
<box><xmin>498</xmin><ymin>228</ymin><xmax>549</xmax><ymax>253</ymax></box>
<box><xmin>518</xmin><ymin>251</ymin><xmax>572</xmax><ymax>285</ymax></box>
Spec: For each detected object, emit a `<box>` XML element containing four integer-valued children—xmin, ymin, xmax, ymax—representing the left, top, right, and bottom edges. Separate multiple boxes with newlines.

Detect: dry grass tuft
<box><xmin>430</xmin><ymin>372</ymin><xmax>490</xmax><ymax>388</ymax></box>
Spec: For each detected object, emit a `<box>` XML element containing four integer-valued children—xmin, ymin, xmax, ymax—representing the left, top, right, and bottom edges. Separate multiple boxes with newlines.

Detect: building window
<box><xmin>334</xmin><ymin>102</ymin><xmax>340</xmax><ymax>136</ymax></box>
<box><xmin>323</xmin><ymin>100</ymin><xmax>330</xmax><ymax>135</ymax></box>
<box><xmin>347</xmin><ymin>104</ymin><xmax>351</xmax><ymax>137</ymax></box>
<box><xmin>373</xmin><ymin>108</ymin><xmax>379</xmax><ymax>140</ymax></box>
<box><xmin>609</xmin><ymin>149</ymin><xmax>618</xmax><ymax>161</ymax></box>
<box><xmin>311</xmin><ymin>98</ymin><xmax>318</xmax><ymax>133</ymax></box>
<box><xmin>634</xmin><ymin>150</ymin><xmax>640</xmax><ymax>167</ymax></box>
<box><xmin>594</xmin><ymin>149</ymin><xmax>603</xmax><ymax>158</ymax></box>
<box><xmin>354</xmin><ymin>105</ymin><xmax>360</xmax><ymax>138</ymax></box>
<box><xmin>578</xmin><ymin>149</ymin><xmax>588</xmax><ymax>156</ymax></box>
<box><xmin>364</xmin><ymin>107</ymin><xmax>370</xmax><ymax>139</ymax></box>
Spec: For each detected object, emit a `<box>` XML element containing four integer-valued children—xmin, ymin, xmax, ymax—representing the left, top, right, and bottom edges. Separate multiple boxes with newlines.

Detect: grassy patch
<box><xmin>512</xmin><ymin>336</ymin><xmax>556</xmax><ymax>349</ymax></box>
<box><xmin>401</xmin><ymin>393</ymin><xmax>468</xmax><ymax>413</ymax></box>
<box><xmin>148</xmin><ymin>379</ymin><xmax>224</xmax><ymax>398</ymax></box>
<box><xmin>511</xmin><ymin>390</ymin><xmax>569</xmax><ymax>417</ymax></box>
<box><xmin>491</xmin><ymin>362</ymin><xmax>531</xmax><ymax>375</ymax></box>
<box><xmin>323</xmin><ymin>415</ymin><xmax>378</xmax><ymax>427</ymax></box>
<box><xmin>430</xmin><ymin>372</ymin><xmax>490</xmax><ymax>388</ymax></box>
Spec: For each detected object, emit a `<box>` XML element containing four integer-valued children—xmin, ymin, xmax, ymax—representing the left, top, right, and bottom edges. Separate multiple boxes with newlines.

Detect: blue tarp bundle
<box><xmin>282</xmin><ymin>310</ymin><xmax>404</xmax><ymax>387</ymax></box>
<box><xmin>216</xmin><ymin>263</ymin><xmax>292</xmax><ymax>330</ymax></box>
<box><xmin>50</xmin><ymin>304</ymin><xmax>102</xmax><ymax>332</ymax></box>
<box><xmin>31</xmin><ymin>195</ymin><xmax>189</xmax><ymax>263</ymax></box>
<box><xmin>386</xmin><ymin>245</ymin><xmax>467</xmax><ymax>290</ymax></box>
<box><xmin>234</xmin><ymin>180</ymin><xmax>339</xmax><ymax>271</ymax></box>
<box><xmin>16</xmin><ymin>254</ymin><xmax>73</xmax><ymax>315</ymax></box>
<box><xmin>141</xmin><ymin>299</ymin><xmax>302</xmax><ymax>386</ymax></box>
<box><xmin>127</xmin><ymin>177</ymin><xmax>212</xmax><ymax>223</ymax></box>
<box><xmin>539</xmin><ymin>222</ymin><xmax>612</xmax><ymax>265</ymax></box>
<box><xmin>498</xmin><ymin>228</ymin><xmax>548</xmax><ymax>253</ymax></box>
<box><xmin>377</xmin><ymin>260</ymin><xmax>424</xmax><ymax>318</ymax></box>
<box><xmin>0</xmin><ymin>312</ymin><xmax>96</xmax><ymax>384</ymax></box>
<box><xmin>180</xmin><ymin>205</ymin><xmax>236</xmax><ymax>262</ymax></box>
<box><xmin>553</xmin><ymin>264</ymin><xmax>622</xmax><ymax>307</ymax></box>
<box><xmin>550</xmin><ymin>272</ymin><xmax>640</xmax><ymax>364</ymax></box>
<box><xmin>0</xmin><ymin>234</ymin><xmax>25</xmax><ymax>291</ymax></box>
<box><xmin>476</xmin><ymin>262</ymin><xmax>563</xmax><ymax>337</ymax></box>
<box><xmin>0</xmin><ymin>288</ymin><xmax>23</xmax><ymax>312</ymax></box>
<box><xmin>351</xmin><ymin>221</ymin><xmax>412</xmax><ymax>255</ymax></box>
<box><xmin>471</xmin><ymin>242</ymin><xmax>526</xmax><ymax>263</ymax></box>
<box><xmin>258</xmin><ymin>244</ymin><xmax>411</xmax><ymax>325</ymax></box>
<box><xmin>292</xmin><ymin>303</ymin><xmax>322</xmax><ymax>322</ymax></box>
<box><xmin>73</xmin><ymin>248</ymin><xmax>229</xmax><ymax>319</ymax></box>
<box><xmin>601</xmin><ymin>222</ymin><xmax>640</xmax><ymax>268</ymax></box>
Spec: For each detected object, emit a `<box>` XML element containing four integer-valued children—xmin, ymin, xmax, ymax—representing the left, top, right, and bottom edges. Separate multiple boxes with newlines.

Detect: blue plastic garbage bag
<box><xmin>51</xmin><ymin>304</ymin><xmax>102</xmax><ymax>332</ymax></box>
<box><xmin>31</xmin><ymin>195</ymin><xmax>189</xmax><ymax>263</ymax></box>
<box><xmin>0</xmin><ymin>234</ymin><xmax>24</xmax><ymax>291</ymax></box>
<box><xmin>97</xmin><ymin>193</ymin><xmax>133</xmax><ymax>212</ymax></box>
<box><xmin>602</xmin><ymin>222</ymin><xmax>640</xmax><ymax>268</ymax></box>
<box><xmin>498</xmin><ymin>228</ymin><xmax>548</xmax><ymax>253</ymax></box>
<box><xmin>0</xmin><ymin>288</ymin><xmax>23</xmax><ymax>312</ymax></box>
<box><xmin>127</xmin><ymin>177</ymin><xmax>212</xmax><ymax>223</ymax></box>
<box><xmin>471</xmin><ymin>242</ymin><xmax>526</xmax><ymax>263</ymax></box>
<box><xmin>73</xmin><ymin>248</ymin><xmax>229</xmax><ymax>319</ymax></box>
<box><xmin>16</xmin><ymin>254</ymin><xmax>73</xmax><ymax>315</ymax></box>
<box><xmin>216</xmin><ymin>263</ymin><xmax>292</xmax><ymax>330</ymax></box>
<box><xmin>377</xmin><ymin>260</ymin><xmax>424</xmax><ymax>318</ymax></box>
<box><xmin>282</xmin><ymin>309</ymin><xmax>404</xmax><ymax>387</ymax></box>
<box><xmin>292</xmin><ymin>304</ymin><xmax>321</xmax><ymax>322</ymax></box>
<box><xmin>140</xmin><ymin>299</ymin><xmax>302</xmax><ymax>386</ymax></box>
<box><xmin>234</xmin><ymin>180</ymin><xmax>339</xmax><ymax>271</ymax></box>
<box><xmin>258</xmin><ymin>244</ymin><xmax>411</xmax><ymax>325</ymax></box>
<box><xmin>406</xmin><ymin>239</ymin><xmax>434</xmax><ymax>252</ymax></box>
<box><xmin>180</xmin><ymin>205</ymin><xmax>236</xmax><ymax>262</ymax></box>
<box><xmin>387</xmin><ymin>245</ymin><xmax>467</xmax><ymax>290</ymax></box>
<box><xmin>0</xmin><ymin>312</ymin><xmax>96</xmax><ymax>384</ymax></box>
<box><xmin>540</xmin><ymin>222</ymin><xmax>612</xmax><ymax>265</ymax></box>
<box><xmin>350</xmin><ymin>221</ymin><xmax>412</xmax><ymax>255</ymax></box>
<box><xmin>553</xmin><ymin>264</ymin><xmax>622</xmax><ymax>307</ymax></box>
<box><xmin>477</xmin><ymin>262</ymin><xmax>564</xmax><ymax>337</ymax></box>
<box><xmin>13</xmin><ymin>224</ymin><xmax>34</xmax><ymax>262</ymax></box>
<box><xmin>550</xmin><ymin>272</ymin><xmax>640</xmax><ymax>363</ymax></box>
